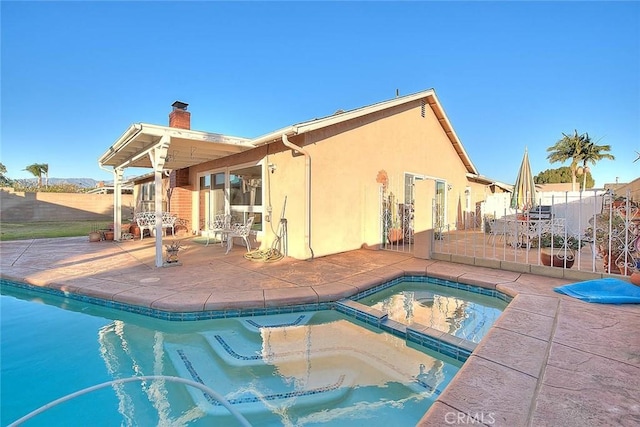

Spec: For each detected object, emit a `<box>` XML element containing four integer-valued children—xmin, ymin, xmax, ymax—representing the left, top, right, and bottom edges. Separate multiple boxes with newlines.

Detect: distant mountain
<box><xmin>13</xmin><ymin>178</ymin><xmax>102</xmax><ymax>188</ymax></box>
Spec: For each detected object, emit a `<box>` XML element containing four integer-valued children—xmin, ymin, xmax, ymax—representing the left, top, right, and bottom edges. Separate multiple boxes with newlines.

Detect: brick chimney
<box><xmin>169</xmin><ymin>101</ymin><xmax>190</xmax><ymax>129</ymax></box>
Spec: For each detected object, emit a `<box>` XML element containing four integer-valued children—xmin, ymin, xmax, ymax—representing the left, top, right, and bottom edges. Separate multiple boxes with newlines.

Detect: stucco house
<box><xmin>99</xmin><ymin>89</ymin><xmax>500</xmax><ymax>266</ymax></box>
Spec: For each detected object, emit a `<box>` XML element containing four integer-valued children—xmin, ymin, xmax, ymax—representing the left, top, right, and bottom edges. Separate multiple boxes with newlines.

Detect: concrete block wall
<box><xmin>0</xmin><ymin>188</ymin><xmax>134</xmax><ymax>222</ymax></box>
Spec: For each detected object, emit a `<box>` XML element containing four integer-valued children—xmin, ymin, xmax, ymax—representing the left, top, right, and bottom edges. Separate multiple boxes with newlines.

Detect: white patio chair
<box><xmin>135</xmin><ymin>212</ymin><xmax>153</xmax><ymax>240</ymax></box>
<box><xmin>206</xmin><ymin>213</ymin><xmax>231</xmax><ymax>246</ymax></box>
<box><xmin>486</xmin><ymin>218</ymin><xmax>506</xmax><ymax>244</ymax></box>
<box><xmin>135</xmin><ymin>212</ymin><xmax>177</xmax><ymax>240</ymax></box>
<box><xmin>225</xmin><ymin>216</ymin><xmax>255</xmax><ymax>254</ymax></box>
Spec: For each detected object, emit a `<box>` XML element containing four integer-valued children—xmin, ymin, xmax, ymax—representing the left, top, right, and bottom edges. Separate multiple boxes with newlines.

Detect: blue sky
<box><xmin>2</xmin><ymin>1</ymin><xmax>639</xmax><ymax>187</ymax></box>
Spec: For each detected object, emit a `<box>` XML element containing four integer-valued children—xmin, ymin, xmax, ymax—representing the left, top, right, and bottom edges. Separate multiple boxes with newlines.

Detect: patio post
<box><xmin>113</xmin><ymin>167</ymin><xmax>123</xmax><ymax>241</ymax></box>
<box><xmin>150</xmin><ymin>135</ymin><xmax>170</xmax><ymax>267</ymax></box>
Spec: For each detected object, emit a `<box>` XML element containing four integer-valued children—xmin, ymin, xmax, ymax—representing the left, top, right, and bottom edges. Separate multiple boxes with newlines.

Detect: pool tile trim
<box><xmin>1</xmin><ymin>274</ymin><xmax>508</xmax><ymax>365</ymax></box>
<box><xmin>0</xmin><ymin>278</ymin><xmax>333</xmax><ymax>321</ymax></box>
<box><xmin>350</xmin><ymin>275</ymin><xmax>512</xmax><ymax>304</ymax></box>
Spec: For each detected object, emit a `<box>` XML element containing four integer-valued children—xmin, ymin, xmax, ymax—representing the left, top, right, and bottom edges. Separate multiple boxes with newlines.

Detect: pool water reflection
<box><xmin>1</xmin><ymin>283</ymin><xmax>462</xmax><ymax>427</ymax></box>
<box><xmin>357</xmin><ymin>281</ymin><xmax>508</xmax><ymax>343</ymax></box>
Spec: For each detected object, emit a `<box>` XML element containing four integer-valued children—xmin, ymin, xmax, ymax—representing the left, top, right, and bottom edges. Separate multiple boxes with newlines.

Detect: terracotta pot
<box><xmin>103</xmin><ymin>231</ymin><xmax>115</xmax><ymax>241</ymax></box>
<box><xmin>630</xmin><ymin>272</ymin><xmax>640</xmax><ymax>286</ymax></box>
<box><xmin>600</xmin><ymin>251</ymin><xmax>631</xmax><ymax>275</ymax></box>
<box><xmin>388</xmin><ymin>228</ymin><xmax>404</xmax><ymax>243</ymax></box>
<box><xmin>540</xmin><ymin>248</ymin><xmax>575</xmax><ymax>268</ymax></box>
<box><xmin>130</xmin><ymin>224</ymin><xmax>141</xmax><ymax>238</ymax></box>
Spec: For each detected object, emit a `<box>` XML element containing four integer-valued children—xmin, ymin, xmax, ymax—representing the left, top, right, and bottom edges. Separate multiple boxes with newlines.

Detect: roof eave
<box><xmin>250</xmin><ymin>89</ymin><xmax>479</xmax><ymax>176</ymax></box>
<box><xmin>426</xmin><ymin>93</ymin><xmax>478</xmax><ymax>176</ymax></box>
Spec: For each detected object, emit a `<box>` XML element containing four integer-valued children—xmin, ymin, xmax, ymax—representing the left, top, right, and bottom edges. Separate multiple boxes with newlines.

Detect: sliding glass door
<box><xmin>199</xmin><ymin>163</ymin><xmax>263</xmax><ymax>233</ymax></box>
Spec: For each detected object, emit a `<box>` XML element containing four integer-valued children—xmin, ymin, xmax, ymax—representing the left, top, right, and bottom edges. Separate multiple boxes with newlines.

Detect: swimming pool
<box><xmin>1</xmin><ymin>284</ymin><xmax>462</xmax><ymax>426</ymax></box>
<box><xmin>354</xmin><ymin>278</ymin><xmax>509</xmax><ymax>343</ymax></box>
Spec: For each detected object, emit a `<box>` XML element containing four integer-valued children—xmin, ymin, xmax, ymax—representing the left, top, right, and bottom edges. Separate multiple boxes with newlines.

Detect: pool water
<box><xmin>1</xmin><ymin>285</ymin><xmax>462</xmax><ymax>426</ymax></box>
<box><xmin>357</xmin><ymin>281</ymin><xmax>508</xmax><ymax>343</ymax></box>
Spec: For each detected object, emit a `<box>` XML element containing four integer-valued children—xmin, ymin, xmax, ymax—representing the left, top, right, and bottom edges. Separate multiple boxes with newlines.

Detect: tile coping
<box><xmin>1</xmin><ymin>275</ymin><xmax>511</xmax><ymax>363</ymax></box>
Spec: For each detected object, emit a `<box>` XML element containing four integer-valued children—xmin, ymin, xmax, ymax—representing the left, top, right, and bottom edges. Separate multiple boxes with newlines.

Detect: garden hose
<box><xmin>244</xmin><ymin>248</ymin><xmax>284</xmax><ymax>263</ymax></box>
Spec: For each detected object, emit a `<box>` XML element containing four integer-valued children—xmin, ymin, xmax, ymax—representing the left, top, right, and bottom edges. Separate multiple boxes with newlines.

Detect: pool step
<box><xmin>164</xmin><ymin>342</ymin><xmax>352</xmax><ymax>415</ymax></box>
<box><xmin>162</xmin><ymin>310</ymin><xmax>455</xmax><ymax>416</ymax></box>
<box><xmin>335</xmin><ymin>300</ymin><xmax>476</xmax><ymax>362</ymax></box>
<box><xmin>238</xmin><ymin>313</ymin><xmax>311</xmax><ymax>333</ymax></box>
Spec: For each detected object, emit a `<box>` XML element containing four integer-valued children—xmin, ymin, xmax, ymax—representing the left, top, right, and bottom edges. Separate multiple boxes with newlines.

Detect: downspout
<box><xmin>282</xmin><ymin>134</ymin><xmax>314</xmax><ymax>259</ymax></box>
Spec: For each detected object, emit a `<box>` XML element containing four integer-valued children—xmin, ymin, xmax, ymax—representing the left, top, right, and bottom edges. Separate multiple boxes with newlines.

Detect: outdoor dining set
<box><xmin>133</xmin><ymin>211</ymin><xmax>255</xmax><ymax>255</ymax></box>
<box><xmin>205</xmin><ymin>213</ymin><xmax>255</xmax><ymax>254</ymax></box>
<box><xmin>487</xmin><ymin>216</ymin><xmax>567</xmax><ymax>249</ymax></box>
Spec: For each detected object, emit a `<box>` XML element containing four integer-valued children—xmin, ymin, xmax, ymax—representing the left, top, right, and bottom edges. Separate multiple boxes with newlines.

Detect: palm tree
<box><xmin>577</xmin><ymin>137</ymin><xmax>615</xmax><ymax>190</ymax></box>
<box><xmin>41</xmin><ymin>163</ymin><xmax>49</xmax><ymax>187</ymax></box>
<box><xmin>24</xmin><ymin>163</ymin><xmax>48</xmax><ymax>187</ymax></box>
<box><xmin>0</xmin><ymin>162</ymin><xmax>11</xmax><ymax>186</ymax></box>
<box><xmin>546</xmin><ymin>130</ymin><xmax>588</xmax><ymax>191</ymax></box>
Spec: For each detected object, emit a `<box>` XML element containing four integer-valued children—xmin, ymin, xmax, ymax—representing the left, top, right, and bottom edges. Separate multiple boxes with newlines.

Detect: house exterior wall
<box><xmin>170</xmin><ymin>186</ymin><xmax>193</xmax><ymax>232</ymax></box>
<box><xmin>129</xmin><ymin>95</ymin><xmax>489</xmax><ymax>260</ymax></box>
<box><xmin>131</xmin><ymin>175</ymin><xmax>193</xmax><ymax>233</ymax></box>
<box><xmin>608</xmin><ymin>176</ymin><xmax>640</xmax><ymax>201</ymax></box>
<box><xmin>264</xmin><ymin>98</ymin><xmax>484</xmax><ymax>259</ymax></box>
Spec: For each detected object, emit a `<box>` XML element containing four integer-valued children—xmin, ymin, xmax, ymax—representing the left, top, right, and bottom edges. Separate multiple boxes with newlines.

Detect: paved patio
<box><xmin>1</xmin><ymin>236</ymin><xmax>638</xmax><ymax>426</ymax></box>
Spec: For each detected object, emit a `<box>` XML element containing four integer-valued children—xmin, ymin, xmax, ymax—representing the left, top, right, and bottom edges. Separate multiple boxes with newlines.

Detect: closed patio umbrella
<box><xmin>510</xmin><ymin>148</ymin><xmax>537</xmax><ymax>211</ymax></box>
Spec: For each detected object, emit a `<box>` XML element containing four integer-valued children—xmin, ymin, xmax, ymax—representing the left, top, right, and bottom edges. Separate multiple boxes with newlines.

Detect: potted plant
<box><xmin>164</xmin><ymin>240</ymin><xmax>182</xmax><ymax>264</ymax></box>
<box><xmin>101</xmin><ymin>223</ymin><xmax>115</xmax><ymax>241</ymax></box>
<box><xmin>383</xmin><ymin>191</ymin><xmax>403</xmax><ymax>243</ymax></box>
<box><xmin>89</xmin><ymin>223</ymin><xmax>102</xmax><ymax>242</ymax></box>
<box><xmin>529</xmin><ymin>232</ymin><xmax>583</xmax><ymax>268</ymax></box>
<box><xmin>585</xmin><ymin>209</ymin><xmax>634</xmax><ymax>275</ymax></box>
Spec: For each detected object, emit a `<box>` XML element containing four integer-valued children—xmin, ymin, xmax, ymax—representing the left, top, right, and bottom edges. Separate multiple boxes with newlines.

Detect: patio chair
<box><xmin>225</xmin><ymin>216</ymin><xmax>255</xmax><ymax>254</ymax></box>
<box><xmin>486</xmin><ymin>218</ymin><xmax>506</xmax><ymax>244</ymax></box>
<box><xmin>135</xmin><ymin>212</ymin><xmax>177</xmax><ymax>240</ymax></box>
<box><xmin>206</xmin><ymin>213</ymin><xmax>231</xmax><ymax>246</ymax></box>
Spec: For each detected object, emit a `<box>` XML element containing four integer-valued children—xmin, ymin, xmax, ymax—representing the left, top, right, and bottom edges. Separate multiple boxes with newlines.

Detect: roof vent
<box><xmin>172</xmin><ymin>101</ymin><xmax>189</xmax><ymax>111</ymax></box>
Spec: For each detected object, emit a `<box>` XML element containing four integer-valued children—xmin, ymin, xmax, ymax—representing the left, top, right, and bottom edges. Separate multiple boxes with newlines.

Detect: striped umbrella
<box><xmin>510</xmin><ymin>148</ymin><xmax>537</xmax><ymax>211</ymax></box>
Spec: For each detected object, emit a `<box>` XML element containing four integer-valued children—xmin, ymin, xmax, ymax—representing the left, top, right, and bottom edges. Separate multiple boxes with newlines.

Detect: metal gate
<box><xmin>380</xmin><ymin>173</ymin><xmax>416</xmax><ymax>252</ymax></box>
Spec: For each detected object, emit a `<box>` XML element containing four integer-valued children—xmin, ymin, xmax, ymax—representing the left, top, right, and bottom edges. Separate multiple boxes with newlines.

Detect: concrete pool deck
<box><xmin>1</xmin><ymin>236</ymin><xmax>638</xmax><ymax>426</ymax></box>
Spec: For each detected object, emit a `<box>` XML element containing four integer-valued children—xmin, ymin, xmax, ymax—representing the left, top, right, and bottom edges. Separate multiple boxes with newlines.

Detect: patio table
<box><xmin>504</xmin><ymin>218</ymin><xmax>565</xmax><ymax>248</ymax></box>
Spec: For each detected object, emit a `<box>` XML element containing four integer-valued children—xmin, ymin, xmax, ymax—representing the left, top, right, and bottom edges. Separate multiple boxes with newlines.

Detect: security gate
<box><xmin>380</xmin><ymin>173</ymin><xmax>416</xmax><ymax>252</ymax></box>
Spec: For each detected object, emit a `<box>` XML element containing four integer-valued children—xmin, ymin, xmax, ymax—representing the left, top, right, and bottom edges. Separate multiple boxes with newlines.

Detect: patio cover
<box><xmin>99</xmin><ymin>123</ymin><xmax>255</xmax><ymax>267</ymax></box>
<box><xmin>99</xmin><ymin>123</ymin><xmax>253</xmax><ymax>171</ymax></box>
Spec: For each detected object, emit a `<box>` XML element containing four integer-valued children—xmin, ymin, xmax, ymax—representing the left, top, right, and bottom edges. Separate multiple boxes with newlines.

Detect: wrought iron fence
<box><xmin>379</xmin><ymin>176</ymin><xmax>414</xmax><ymax>253</ymax></box>
<box><xmin>433</xmin><ymin>189</ymin><xmax>640</xmax><ymax>276</ymax></box>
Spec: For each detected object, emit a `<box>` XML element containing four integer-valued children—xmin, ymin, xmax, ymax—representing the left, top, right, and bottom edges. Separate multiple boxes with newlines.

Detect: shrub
<box><xmin>529</xmin><ymin>232</ymin><xmax>583</xmax><ymax>250</ymax></box>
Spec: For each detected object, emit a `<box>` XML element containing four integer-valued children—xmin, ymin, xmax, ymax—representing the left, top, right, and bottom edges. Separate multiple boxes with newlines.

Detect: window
<box><xmin>199</xmin><ymin>175</ymin><xmax>211</xmax><ymax>190</ymax></box>
<box><xmin>199</xmin><ymin>165</ymin><xmax>264</xmax><ymax>233</ymax></box>
<box><xmin>229</xmin><ymin>165</ymin><xmax>263</xmax><ymax>231</ymax></box>
<box><xmin>140</xmin><ymin>182</ymin><xmax>154</xmax><ymax>212</ymax></box>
